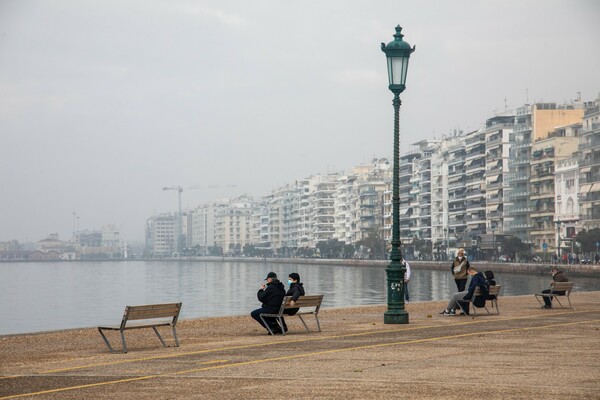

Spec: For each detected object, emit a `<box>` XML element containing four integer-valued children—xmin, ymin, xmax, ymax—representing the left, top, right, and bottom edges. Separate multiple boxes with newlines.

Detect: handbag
<box><xmin>453</xmin><ymin>260</ymin><xmax>466</xmax><ymax>274</ymax></box>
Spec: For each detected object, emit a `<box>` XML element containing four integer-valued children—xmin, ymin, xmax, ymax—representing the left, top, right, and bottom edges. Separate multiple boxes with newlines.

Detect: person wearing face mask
<box><xmin>451</xmin><ymin>248</ymin><xmax>470</xmax><ymax>292</ymax></box>
<box><xmin>280</xmin><ymin>272</ymin><xmax>305</xmax><ymax>333</ymax></box>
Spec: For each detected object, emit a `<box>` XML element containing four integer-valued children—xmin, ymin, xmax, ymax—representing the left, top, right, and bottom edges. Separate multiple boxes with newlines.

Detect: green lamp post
<box><xmin>381</xmin><ymin>25</ymin><xmax>415</xmax><ymax>324</ymax></box>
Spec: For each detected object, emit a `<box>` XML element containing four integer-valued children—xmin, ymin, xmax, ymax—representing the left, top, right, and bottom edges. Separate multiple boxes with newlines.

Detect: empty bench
<box><xmin>535</xmin><ymin>281</ymin><xmax>574</xmax><ymax>309</ymax></box>
<box><xmin>98</xmin><ymin>302</ymin><xmax>182</xmax><ymax>353</ymax></box>
<box><xmin>260</xmin><ymin>295</ymin><xmax>324</xmax><ymax>336</ymax></box>
<box><xmin>457</xmin><ymin>285</ymin><xmax>502</xmax><ymax>317</ymax></box>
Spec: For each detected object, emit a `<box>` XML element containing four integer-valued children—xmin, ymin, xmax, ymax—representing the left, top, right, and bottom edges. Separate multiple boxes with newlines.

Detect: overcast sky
<box><xmin>1</xmin><ymin>0</ymin><xmax>599</xmax><ymax>243</ymax></box>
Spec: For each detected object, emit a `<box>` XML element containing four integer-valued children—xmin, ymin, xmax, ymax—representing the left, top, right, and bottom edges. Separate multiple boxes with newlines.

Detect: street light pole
<box><xmin>381</xmin><ymin>25</ymin><xmax>415</xmax><ymax>324</ymax></box>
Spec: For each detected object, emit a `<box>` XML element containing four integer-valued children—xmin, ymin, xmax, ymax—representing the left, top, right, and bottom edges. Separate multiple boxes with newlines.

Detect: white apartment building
<box><xmin>483</xmin><ymin>114</ymin><xmax>514</xmax><ymax>253</ymax></box>
<box><xmin>214</xmin><ymin>195</ymin><xmax>254</xmax><ymax>254</ymax></box>
<box><xmin>555</xmin><ymin>158</ymin><xmax>580</xmax><ymax>257</ymax></box>
<box><xmin>146</xmin><ymin>213</ymin><xmax>176</xmax><ymax>257</ymax></box>
<box><xmin>464</xmin><ymin>129</ymin><xmax>487</xmax><ymax>250</ymax></box>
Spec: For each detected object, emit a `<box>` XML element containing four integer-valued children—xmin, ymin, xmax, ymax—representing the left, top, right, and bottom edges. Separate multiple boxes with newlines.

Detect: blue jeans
<box><xmin>404</xmin><ymin>282</ymin><xmax>410</xmax><ymax>301</ymax></box>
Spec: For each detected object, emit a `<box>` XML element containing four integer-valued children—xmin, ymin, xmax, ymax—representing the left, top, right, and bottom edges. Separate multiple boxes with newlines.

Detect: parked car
<box><xmin>532</xmin><ymin>255</ymin><xmax>542</xmax><ymax>263</ymax></box>
<box><xmin>498</xmin><ymin>255</ymin><xmax>511</xmax><ymax>263</ymax></box>
<box><xmin>581</xmin><ymin>255</ymin><xmax>591</xmax><ymax>265</ymax></box>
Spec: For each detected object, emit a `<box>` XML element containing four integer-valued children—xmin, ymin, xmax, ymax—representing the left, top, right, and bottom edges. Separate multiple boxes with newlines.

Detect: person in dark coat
<box><xmin>440</xmin><ymin>266</ymin><xmax>488</xmax><ymax>315</ymax></box>
<box><xmin>540</xmin><ymin>267</ymin><xmax>569</xmax><ymax>309</ymax></box>
<box><xmin>250</xmin><ymin>272</ymin><xmax>286</xmax><ymax>334</ymax></box>
<box><xmin>450</xmin><ymin>248</ymin><xmax>470</xmax><ymax>292</ymax></box>
<box><xmin>280</xmin><ymin>272</ymin><xmax>305</xmax><ymax>332</ymax></box>
<box><xmin>484</xmin><ymin>270</ymin><xmax>497</xmax><ymax>301</ymax></box>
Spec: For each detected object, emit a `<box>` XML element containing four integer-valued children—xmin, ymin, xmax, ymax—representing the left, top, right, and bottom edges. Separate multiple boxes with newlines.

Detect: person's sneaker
<box><xmin>450</xmin><ymin>309</ymin><xmax>456</xmax><ymax>315</ymax></box>
<box><xmin>542</xmin><ymin>305</ymin><xmax>552</xmax><ymax>309</ymax></box>
<box><xmin>439</xmin><ymin>310</ymin><xmax>452</xmax><ymax>315</ymax></box>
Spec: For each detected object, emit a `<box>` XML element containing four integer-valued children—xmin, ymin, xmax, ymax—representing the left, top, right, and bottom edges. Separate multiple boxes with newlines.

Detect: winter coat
<box><xmin>257</xmin><ymin>279</ymin><xmax>286</xmax><ymax>313</ymax></box>
<box><xmin>451</xmin><ymin>257</ymin><xmax>470</xmax><ymax>280</ymax></box>
<box><xmin>462</xmin><ymin>272</ymin><xmax>488</xmax><ymax>308</ymax></box>
<box><xmin>284</xmin><ymin>282</ymin><xmax>305</xmax><ymax>315</ymax></box>
<box><xmin>552</xmin><ymin>270</ymin><xmax>569</xmax><ymax>295</ymax></box>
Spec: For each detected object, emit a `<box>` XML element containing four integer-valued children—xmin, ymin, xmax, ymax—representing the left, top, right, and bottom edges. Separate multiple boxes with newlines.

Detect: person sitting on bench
<box><xmin>540</xmin><ymin>267</ymin><xmax>568</xmax><ymax>309</ymax></box>
<box><xmin>440</xmin><ymin>266</ymin><xmax>488</xmax><ymax>315</ymax></box>
<box><xmin>280</xmin><ymin>272</ymin><xmax>305</xmax><ymax>333</ymax></box>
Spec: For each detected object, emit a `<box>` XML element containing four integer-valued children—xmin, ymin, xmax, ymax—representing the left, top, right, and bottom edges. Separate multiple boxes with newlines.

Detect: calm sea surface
<box><xmin>1</xmin><ymin>260</ymin><xmax>599</xmax><ymax>335</ymax></box>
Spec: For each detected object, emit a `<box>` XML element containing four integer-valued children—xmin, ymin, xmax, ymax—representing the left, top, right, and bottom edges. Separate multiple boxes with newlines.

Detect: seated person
<box><xmin>540</xmin><ymin>267</ymin><xmax>568</xmax><ymax>309</ymax></box>
<box><xmin>280</xmin><ymin>272</ymin><xmax>305</xmax><ymax>332</ymax></box>
<box><xmin>484</xmin><ymin>270</ymin><xmax>497</xmax><ymax>300</ymax></box>
<box><xmin>440</xmin><ymin>266</ymin><xmax>488</xmax><ymax>315</ymax></box>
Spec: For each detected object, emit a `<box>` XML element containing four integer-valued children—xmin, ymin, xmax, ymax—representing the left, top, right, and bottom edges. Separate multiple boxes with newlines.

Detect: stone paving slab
<box><xmin>1</xmin><ymin>292</ymin><xmax>599</xmax><ymax>399</ymax></box>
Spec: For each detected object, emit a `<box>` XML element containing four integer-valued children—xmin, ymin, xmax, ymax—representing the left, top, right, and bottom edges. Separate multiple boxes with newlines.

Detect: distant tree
<box><xmin>342</xmin><ymin>243</ymin><xmax>355</xmax><ymax>259</ymax></box>
<box><xmin>356</xmin><ymin>229</ymin><xmax>387</xmax><ymax>260</ymax></box>
<box><xmin>243</xmin><ymin>243</ymin><xmax>255</xmax><ymax>257</ymax></box>
<box><xmin>316</xmin><ymin>239</ymin><xmax>344</xmax><ymax>259</ymax></box>
<box><xmin>501</xmin><ymin>236</ymin><xmax>528</xmax><ymax>260</ymax></box>
<box><xmin>412</xmin><ymin>237</ymin><xmax>432</xmax><ymax>260</ymax></box>
<box><xmin>576</xmin><ymin>229</ymin><xmax>600</xmax><ymax>253</ymax></box>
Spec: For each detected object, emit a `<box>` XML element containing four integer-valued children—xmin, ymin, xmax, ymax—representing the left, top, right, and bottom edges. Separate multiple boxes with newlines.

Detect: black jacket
<box><xmin>257</xmin><ymin>279</ymin><xmax>286</xmax><ymax>313</ymax></box>
<box><xmin>284</xmin><ymin>282</ymin><xmax>305</xmax><ymax>316</ymax></box>
<box><xmin>286</xmin><ymin>282</ymin><xmax>305</xmax><ymax>302</ymax></box>
<box><xmin>463</xmin><ymin>272</ymin><xmax>488</xmax><ymax>307</ymax></box>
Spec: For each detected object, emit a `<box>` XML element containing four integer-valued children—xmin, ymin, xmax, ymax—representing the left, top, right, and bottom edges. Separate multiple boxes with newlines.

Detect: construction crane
<box><xmin>163</xmin><ymin>186</ymin><xmax>183</xmax><ymax>255</ymax></box>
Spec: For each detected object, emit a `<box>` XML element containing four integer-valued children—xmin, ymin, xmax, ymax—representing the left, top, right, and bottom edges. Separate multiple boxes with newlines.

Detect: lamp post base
<box><xmin>384</xmin><ymin>310</ymin><xmax>409</xmax><ymax>324</ymax></box>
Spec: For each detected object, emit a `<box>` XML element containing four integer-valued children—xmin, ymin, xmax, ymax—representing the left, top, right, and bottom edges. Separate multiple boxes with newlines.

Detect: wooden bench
<box><xmin>98</xmin><ymin>302</ymin><xmax>182</xmax><ymax>353</ymax></box>
<box><xmin>260</xmin><ymin>295</ymin><xmax>323</xmax><ymax>336</ymax></box>
<box><xmin>456</xmin><ymin>285</ymin><xmax>502</xmax><ymax>317</ymax></box>
<box><xmin>535</xmin><ymin>281</ymin><xmax>574</xmax><ymax>309</ymax></box>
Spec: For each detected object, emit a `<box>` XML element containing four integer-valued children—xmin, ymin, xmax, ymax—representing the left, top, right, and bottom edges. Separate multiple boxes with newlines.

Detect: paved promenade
<box><xmin>1</xmin><ymin>292</ymin><xmax>599</xmax><ymax>399</ymax></box>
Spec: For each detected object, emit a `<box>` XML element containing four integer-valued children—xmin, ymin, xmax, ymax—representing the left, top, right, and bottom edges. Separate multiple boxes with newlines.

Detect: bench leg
<box><xmin>259</xmin><ymin>315</ymin><xmax>275</xmax><ymax>336</ymax></box>
<box><xmin>172</xmin><ymin>326</ymin><xmax>180</xmax><ymax>347</ymax></box>
<box><xmin>98</xmin><ymin>328</ymin><xmax>116</xmax><ymax>353</ymax></box>
<box><xmin>120</xmin><ymin>331</ymin><xmax>128</xmax><ymax>353</ymax></box>
<box><xmin>297</xmin><ymin>315</ymin><xmax>311</xmax><ymax>332</ymax></box>
<box><xmin>314</xmin><ymin>315</ymin><xmax>321</xmax><ymax>332</ymax></box>
<box><xmin>152</xmin><ymin>326</ymin><xmax>168</xmax><ymax>347</ymax></box>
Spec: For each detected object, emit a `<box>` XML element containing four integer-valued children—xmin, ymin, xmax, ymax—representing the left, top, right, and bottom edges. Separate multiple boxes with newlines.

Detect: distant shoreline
<box><xmin>3</xmin><ymin>256</ymin><xmax>600</xmax><ymax>276</ymax></box>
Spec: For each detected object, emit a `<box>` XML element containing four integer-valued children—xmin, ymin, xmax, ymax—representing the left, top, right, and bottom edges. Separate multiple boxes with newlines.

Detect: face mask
<box><xmin>288</xmin><ymin>280</ymin><xmax>293</xmax><ymax>286</ymax></box>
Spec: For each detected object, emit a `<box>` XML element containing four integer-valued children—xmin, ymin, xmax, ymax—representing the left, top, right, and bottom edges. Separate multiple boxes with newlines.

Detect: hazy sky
<box><xmin>1</xmin><ymin>0</ymin><xmax>599</xmax><ymax>243</ymax></box>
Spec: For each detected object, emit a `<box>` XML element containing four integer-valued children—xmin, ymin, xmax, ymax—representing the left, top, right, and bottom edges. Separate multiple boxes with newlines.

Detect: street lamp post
<box><xmin>381</xmin><ymin>25</ymin><xmax>415</xmax><ymax>324</ymax></box>
<box><xmin>491</xmin><ymin>223</ymin><xmax>496</xmax><ymax>261</ymax></box>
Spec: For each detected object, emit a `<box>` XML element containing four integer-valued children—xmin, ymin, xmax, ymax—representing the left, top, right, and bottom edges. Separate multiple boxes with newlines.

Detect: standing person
<box><xmin>250</xmin><ymin>272</ymin><xmax>286</xmax><ymax>334</ymax></box>
<box><xmin>280</xmin><ymin>272</ymin><xmax>305</xmax><ymax>332</ymax></box>
<box><xmin>402</xmin><ymin>259</ymin><xmax>411</xmax><ymax>303</ymax></box>
<box><xmin>439</xmin><ymin>266</ymin><xmax>488</xmax><ymax>315</ymax></box>
<box><xmin>450</xmin><ymin>248</ymin><xmax>470</xmax><ymax>292</ymax></box>
<box><xmin>540</xmin><ymin>267</ymin><xmax>569</xmax><ymax>309</ymax></box>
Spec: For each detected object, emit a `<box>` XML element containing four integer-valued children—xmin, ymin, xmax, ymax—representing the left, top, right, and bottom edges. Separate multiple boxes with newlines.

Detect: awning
<box><xmin>487</xmin><ymin>189</ymin><xmax>499</xmax><ymax>197</ymax></box>
<box><xmin>592</xmin><ymin>183</ymin><xmax>600</xmax><ymax>192</ymax></box>
<box><xmin>580</xmin><ymin>183</ymin><xmax>592</xmax><ymax>192</ymax></box>
<box><xmin>464</xmin><ymin>159</ymin><xmax>473</xmax><ymax>167</ymax></box>
<box><xmin>581</xmin><ymin>167</ymin><xmax>591</xmax><ymax>173</ymax></box>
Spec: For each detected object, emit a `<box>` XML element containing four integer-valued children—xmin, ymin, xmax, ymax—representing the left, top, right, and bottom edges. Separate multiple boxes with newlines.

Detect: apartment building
<box><xmin>145</xmin><ymin>213</ymin><xmax>176</xmax><ymax>257</ymax></box>
<box><xmin>579</xmin><ymin>96</ymin><xmax>600</xmax><ymax>231</ymax></box>
<box><xmin>530</xmin><ymin>126</ymin><xmax>580</xmax><ymax>253</ymax></box>
<box><xmin>447</xmin><ymin>137</ymin><xmax>467</xmax><ymax>248</ymax></box>
<box><xmin>214</xmin><ymin>195</ymin><xmax>254</xmax><ymax>254</ymax></box>
<box><xmin>464</xmin><ymin>129</ymin><xmax>487</xmax><ymax>250</ymax></box>
<box><xmin>483</xmin><ymin>114</ymin><xmax>514</xmax><ymax>253</ymax></box>
<box><xmin>555</xmin><ymin>158</ymin><xmax>580</xmax><ymax>257</ymax></box>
